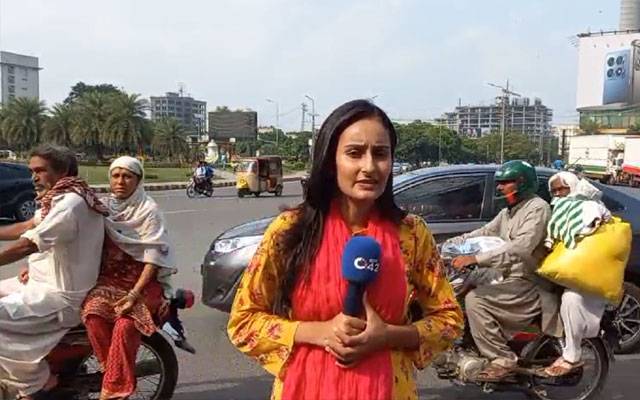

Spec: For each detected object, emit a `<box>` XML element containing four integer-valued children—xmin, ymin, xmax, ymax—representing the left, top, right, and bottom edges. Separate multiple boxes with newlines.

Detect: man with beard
<box><xmin>0</xmin><ymin>145</ymin><xmax>107</xmax><ymax>399</ymax></box>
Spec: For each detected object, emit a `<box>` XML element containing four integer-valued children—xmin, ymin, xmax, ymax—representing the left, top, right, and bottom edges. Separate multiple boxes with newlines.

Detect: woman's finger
<box><xmin>343</xmin><ymin>316</ymin><xmax>367</xmax><ymax>332</ymax></box>
<box><xmin>334</xmin><ymin>327</ymin><xmax>358</xmax><ymax>347</ymax></box>
<box><xmin>324</xmin><ymin>344</ymin><xmax>350</xmax><ymax>364</ymax></box>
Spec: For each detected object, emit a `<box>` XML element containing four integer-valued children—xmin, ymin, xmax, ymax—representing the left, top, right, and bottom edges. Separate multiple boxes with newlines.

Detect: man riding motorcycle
<box><xmin>447</xmin><ymin>160</ymin><xmax>562</xmax><ymax>382</ymax></box>
<box><xmin>0</xmin><ymin>145</ymin><xmax>106</xmax><ymax>399</ymax></box>
<box><xmin>193</xmin><ymin>161</ymin><xmax>214</xmax><ymax>191</ymax></box>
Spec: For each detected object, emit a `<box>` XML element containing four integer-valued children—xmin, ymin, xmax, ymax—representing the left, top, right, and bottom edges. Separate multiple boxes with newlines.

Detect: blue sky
<box><xmin>0</xmin><ymin>0</ymin><xmax>620</xmax><ymax>130</ymax></box>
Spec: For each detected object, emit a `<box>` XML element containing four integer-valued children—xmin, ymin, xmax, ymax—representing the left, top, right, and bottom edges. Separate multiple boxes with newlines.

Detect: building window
<box><xmin>7</xmin><ymin>66</ymin><xmax>14</xmax><ymax>74</ymax></box>
<box><xmin>7</xmin><ymin>76</ymin><xmax>14</xmax><ymax>84</ymax></box>
<box><xmin>8</xmin><ymin>85</ymin><xmax>15</xmax><ymax>93</ymax></box>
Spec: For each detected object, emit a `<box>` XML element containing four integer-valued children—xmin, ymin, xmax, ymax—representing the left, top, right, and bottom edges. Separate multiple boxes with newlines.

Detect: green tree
<box><xmin>394</xmin><ymin>121</ymin><xmax>462</xmax><ymax>166</ymax></box>
<box><xmin>44</xmin><ymin>103</ymin><xmax>74</xmax><ymax>146</ymax></box>
<box><xmin>0</xmin><ymin>97</ymin><xmax>47</xmax><ymax>151</ymax></box>
<box><xmin>106</xmin><ymin>93</ymin><xmax>148</xmax><ymax>154</ymax></box>
<box><xmin>152</xmin><ymin>119</ymin><xmax>190</xmax><ymax>162</ymax></box>
<box><xmin>0</xmin><ymin>107</ymin><xmax>7</xmax><ymax>149</ymax></box>
<box><xmin>71</xmin><ymin>91</ymin><xmax>113</xmax><ymax>160</ymax></box>
<box><xmin>475</xmin><ymin>131</ymin><xmax>539</xmax><ymax>164</ymax></box>
<box><xmin>64</xmin><ymin>82</ymin><xmax>122</xmax><ymax>105</ymax></box>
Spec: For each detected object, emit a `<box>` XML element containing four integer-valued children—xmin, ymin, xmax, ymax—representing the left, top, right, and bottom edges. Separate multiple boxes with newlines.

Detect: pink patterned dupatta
<box><xmin>281</xmin><ymin>203</ymin><xmax>408</xmax><ymax>400</ymax></box>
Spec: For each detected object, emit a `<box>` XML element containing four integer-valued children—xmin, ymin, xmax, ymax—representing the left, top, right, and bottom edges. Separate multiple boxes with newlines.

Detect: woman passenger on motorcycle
<box><xmin>81</xmin><ymin>156</ymin><xmax>177</xmax><ymax>400</ymax></box>
<box><xmin>227</xmin><ymin>99</ymin><xmax>463</xmax><ymax>400</ymax></box>
<box><xmin>542</xmin><ymin>171</ymin><xmax>610</xmax><ymax>377</ymax></box>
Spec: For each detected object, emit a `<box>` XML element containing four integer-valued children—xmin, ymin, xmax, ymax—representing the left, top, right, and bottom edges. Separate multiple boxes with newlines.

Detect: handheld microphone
<box><xmin>341</xmin><ymin>236</ymin><xmax>381</xmax><ymax>316</ymax></box>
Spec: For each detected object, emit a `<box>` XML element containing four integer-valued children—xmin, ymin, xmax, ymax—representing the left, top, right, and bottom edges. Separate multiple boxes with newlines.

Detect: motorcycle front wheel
<box><xmin>204</xmin><ymin>185</ymin><xmax>213</xmax><ymax>197</ymax></box>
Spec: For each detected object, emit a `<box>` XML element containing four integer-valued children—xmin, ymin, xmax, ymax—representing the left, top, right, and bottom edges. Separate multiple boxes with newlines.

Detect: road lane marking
<box><xmin>614</xmin><ymin>353</ymin><xmax>640</xmax><ymax>361</ymax></box>
<box><xmin>164</xmin><ymin>209</ymin><xmax>199</xmax><ymax>215</ymax></box>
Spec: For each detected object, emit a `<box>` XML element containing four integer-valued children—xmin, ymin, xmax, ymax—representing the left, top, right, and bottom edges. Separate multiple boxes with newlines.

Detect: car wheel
<box><xmin>14</xmin><ymin>196</ymin><xmax>36</xmax><ymax>221</ymax></box>
<box><xmin>614</xmin><ymin>282</ymin><xmax>640</xmax><ymax>354</ymax></box>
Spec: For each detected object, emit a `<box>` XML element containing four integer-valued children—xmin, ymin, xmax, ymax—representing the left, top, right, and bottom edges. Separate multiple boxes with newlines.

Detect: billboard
<box><xmin>576</xmin><ymin>32</ymin><xmax>640</xmax><ymax>109</ymax></box>
<box><xmin>208</xmin><ymin>110</ymin><xmax>258</xmax><ymax>141</ymax></box>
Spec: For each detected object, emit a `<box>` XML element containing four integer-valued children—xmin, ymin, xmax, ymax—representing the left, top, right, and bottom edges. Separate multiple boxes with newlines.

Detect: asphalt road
<box><xmin>1</xmin><ymin>182</ymin><xmax>640</xmax><ymax>399</ymax></box>
<box><xmin>160</xmin><ymin>182</ymin><xmax>640</xmax><ymax>399</ymax></box>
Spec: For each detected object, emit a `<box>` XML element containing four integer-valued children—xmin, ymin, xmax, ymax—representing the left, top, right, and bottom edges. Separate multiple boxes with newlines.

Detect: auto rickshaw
<box><xmin>236</xmin><ymin>156</ymin><xmax>284</xmax><ymax>197</ymax></box>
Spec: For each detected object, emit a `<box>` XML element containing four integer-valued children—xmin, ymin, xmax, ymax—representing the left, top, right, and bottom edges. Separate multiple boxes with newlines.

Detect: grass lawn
<box><xmin>79</xmin><ymin>166</ymin><xmax>193</xmax><ymax>185</ymax></box>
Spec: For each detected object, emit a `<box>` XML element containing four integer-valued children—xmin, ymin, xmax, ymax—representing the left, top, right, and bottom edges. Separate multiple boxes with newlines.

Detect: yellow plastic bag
<box><xmin>537</xmin><ymin>217</ymin><xmax>632</xmax><ymax>304</ymax></box>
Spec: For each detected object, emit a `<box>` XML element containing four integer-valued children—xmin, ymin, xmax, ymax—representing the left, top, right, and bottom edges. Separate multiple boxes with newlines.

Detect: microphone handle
<box><xmin>343</xmin><ymin>282</ymin><xmax>365</xmax><ymax>317</ymax></box>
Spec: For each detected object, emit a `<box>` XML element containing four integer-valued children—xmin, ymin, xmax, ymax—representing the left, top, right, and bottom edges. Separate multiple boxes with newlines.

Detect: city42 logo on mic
<box><xmin>342</xmin><ymin>236</ymin><xmax>382</xmax><ymax>284</ymax></box>
<box><xmin>353</xmin><ymin>256</ymin><xmax>380</xmax><ymax>272</ymax></box>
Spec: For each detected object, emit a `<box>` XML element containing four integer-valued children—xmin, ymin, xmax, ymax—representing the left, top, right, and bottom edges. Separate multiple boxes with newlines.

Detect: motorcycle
<box><xmin>186</xmin><ymin>177</ymin><xmax>213</xmax><ymax>198</ymax></box>
<box><xmin>1</xmin><ymin>290</ymin><xmax>196</xmax><ymax>400</ymax></box>
<box><xmin>429</xmin><ymin>246</ymin><xmax>618</xmax><ymax>400</ymax></box>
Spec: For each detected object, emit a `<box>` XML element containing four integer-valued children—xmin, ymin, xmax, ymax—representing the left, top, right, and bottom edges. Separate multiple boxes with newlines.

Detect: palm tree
<box><xmin>152</xmin><ymin>118</ymin><xmax>190</xmax><ymax>162</ymax></box>
<box><xmin>106</xmin><ymin>93</ymin><xmax>148</xmax><ymax>154</ymax></box>
<box><xmin>0</xmin><ymin>107</ymin><xmax>7</xmax><ymax>148</ymax></box>
<box><xmin>71</xmin><ymin>92</ymin><xmax>112</xmax><ymax>160</ymax></box>
<box><xmin>44</xmin><ymin>103</ymin><xmax>74</xmax><ymax>146</ymax></box>
<box><xmin>0</xmin><ymin>97</ymin><xmax>47</xmax><ymax>151</ymax></box>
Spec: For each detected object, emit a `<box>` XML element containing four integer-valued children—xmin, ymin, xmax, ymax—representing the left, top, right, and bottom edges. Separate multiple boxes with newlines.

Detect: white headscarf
<box><xmin>548</xmin><ymin>171</ymin><xmax>602</xmax><ymax>200</ymax></box>
<box><xmin>547</xmin><ymin>170</ymin><xmax>611</xmax><ymax>243</ymax></box>
<box><xmin>106</xmin><ymin>156</ymin><xmax>176</xmax><ymax>296</ymax></box>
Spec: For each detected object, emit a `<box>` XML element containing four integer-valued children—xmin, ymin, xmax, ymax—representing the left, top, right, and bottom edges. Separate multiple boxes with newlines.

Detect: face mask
<box><xmin>504</xmin><ymin>189</ymin><xmax>519</xmax><ymax>206</ymax></box>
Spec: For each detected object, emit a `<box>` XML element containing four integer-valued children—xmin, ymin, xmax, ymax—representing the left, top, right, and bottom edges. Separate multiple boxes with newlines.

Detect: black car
<box><xmin>0</xmin><ymin>162</ymin><xmax>36</xmax><ymax>221</ymax></box>
<box><xmin>201</xmin><ymin>164</ymin><xmax>640</xmax><ymax>352</ymax></box>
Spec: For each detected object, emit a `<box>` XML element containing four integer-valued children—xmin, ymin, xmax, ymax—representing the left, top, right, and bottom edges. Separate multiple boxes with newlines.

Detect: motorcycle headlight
<box><xmin>213</xmin><ymin>235</ymin><xmax>263</xmax><ymax>254</ymax></box>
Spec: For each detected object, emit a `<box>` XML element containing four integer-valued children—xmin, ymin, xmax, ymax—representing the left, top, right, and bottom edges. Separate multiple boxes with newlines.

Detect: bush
<box><xmin>78</xmin><ymin>160</ymin><xmax>189</xmax><ymax>168</ymax></box>
<box><xmin>284</xmin><ymin>160</ymin><xmax>307</xmax><ymax>171</ymax></box>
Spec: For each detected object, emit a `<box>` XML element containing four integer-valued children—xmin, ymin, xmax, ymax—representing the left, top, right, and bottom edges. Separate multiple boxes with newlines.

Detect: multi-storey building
<box><xmin>150</xmin><ymin>92</ymin><xmax>206</xmax><ymax>135</ymax></box>
<box><xmin>0</xmin><ymin>51</ymin><xmax>40</xmax><ymax>104</ymax></box>
<box><xmin>436</xmin><ymin>97</ymin><xmax>553</xmax><ymax>137</ymax></box>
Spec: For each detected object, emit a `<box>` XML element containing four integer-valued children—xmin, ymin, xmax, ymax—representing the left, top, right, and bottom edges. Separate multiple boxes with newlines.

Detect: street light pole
<box><xmin>266</xmin><ymin>98</ymin><xmax>279</xmax><ymax>147</ymax></box>
<box><xmin>488</xmin><ymin>81</ymin><xmax>521</xmax><ymax>164</ymax></box>
<box><xmin>438</xmin><ymin>127</ymin><xmax>442</xmax><ymax>164</ymax></box>
<box><xmin>304</xmin><ymin>95</ymin><xmax>315</xmax><ymax>136</ymax></box>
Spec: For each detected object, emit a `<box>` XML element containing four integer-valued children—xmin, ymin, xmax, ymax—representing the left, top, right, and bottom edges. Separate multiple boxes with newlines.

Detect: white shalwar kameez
<box><xmin>0</xmin><ymin>193</ymin><xmax>104</xmax><ymax>397</ymax></box>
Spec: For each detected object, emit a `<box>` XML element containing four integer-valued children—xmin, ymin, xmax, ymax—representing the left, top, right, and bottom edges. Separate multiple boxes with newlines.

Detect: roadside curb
<box><xmin>91</xmin><ymin>176</ymin><xmax>304</xmax><ymax>193</ymax></box>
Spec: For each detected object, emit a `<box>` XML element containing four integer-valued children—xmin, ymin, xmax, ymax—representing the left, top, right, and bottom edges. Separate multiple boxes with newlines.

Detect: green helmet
<box><xmin>494</xmin><ymin>160</ymin><xmax>539</xmax><ymax>199</ymax></box>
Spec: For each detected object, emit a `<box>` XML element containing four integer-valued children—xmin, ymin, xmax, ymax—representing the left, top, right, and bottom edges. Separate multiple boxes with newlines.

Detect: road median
<box><xmin>91</xmin><ymin>175</ymin><xmax>305</xmax><ymax>193</ymax></box>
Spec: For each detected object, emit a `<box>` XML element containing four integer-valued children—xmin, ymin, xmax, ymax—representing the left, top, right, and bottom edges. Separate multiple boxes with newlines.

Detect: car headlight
<box><xmin>213</xmin><ymin>235</ymin><xmax>263</xmax><ymax>254</ymax></box>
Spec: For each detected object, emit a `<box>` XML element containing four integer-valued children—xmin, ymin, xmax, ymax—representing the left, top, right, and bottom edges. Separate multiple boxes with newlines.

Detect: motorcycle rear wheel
<box><xmin>521</xmin><ymin>336</ymin><xmax>608</xmax><ymax>400</ymax></box>
<box><xmin>186</xmin><ymin>183</ymin><xmax>197</xmax><ymax>198</ymax></box>
<box><xmin>76</xmin><ymin>332</ymin><xmax>178</xmax><ymax>400</ymax></box>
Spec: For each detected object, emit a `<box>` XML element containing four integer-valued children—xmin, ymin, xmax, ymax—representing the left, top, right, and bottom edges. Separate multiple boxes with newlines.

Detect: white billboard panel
<box><xmin>576</xmin><ymin>32</ymin><xmax>640</xmax><ymax>109</ymax></box>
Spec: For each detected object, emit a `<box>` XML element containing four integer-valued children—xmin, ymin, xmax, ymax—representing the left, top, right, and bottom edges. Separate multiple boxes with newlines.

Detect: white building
<box><xmin>0</xmin><ymin>51</ymin><xmax>40</xmax><ymax>104</ymax></box>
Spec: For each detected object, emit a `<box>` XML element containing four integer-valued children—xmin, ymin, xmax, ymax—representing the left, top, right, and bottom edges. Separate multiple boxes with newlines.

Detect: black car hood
<box><xmin>217</xmin><ymin>216</ymin><xmax>275</xmax><ymax>240</ymax></box>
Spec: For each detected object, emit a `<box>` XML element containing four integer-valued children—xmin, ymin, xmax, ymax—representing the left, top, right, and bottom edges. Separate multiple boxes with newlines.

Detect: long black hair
<box><xmin>274</xmin><ymin>99</ymin><xmax>406</xmax><ymax>315</ymax></box>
